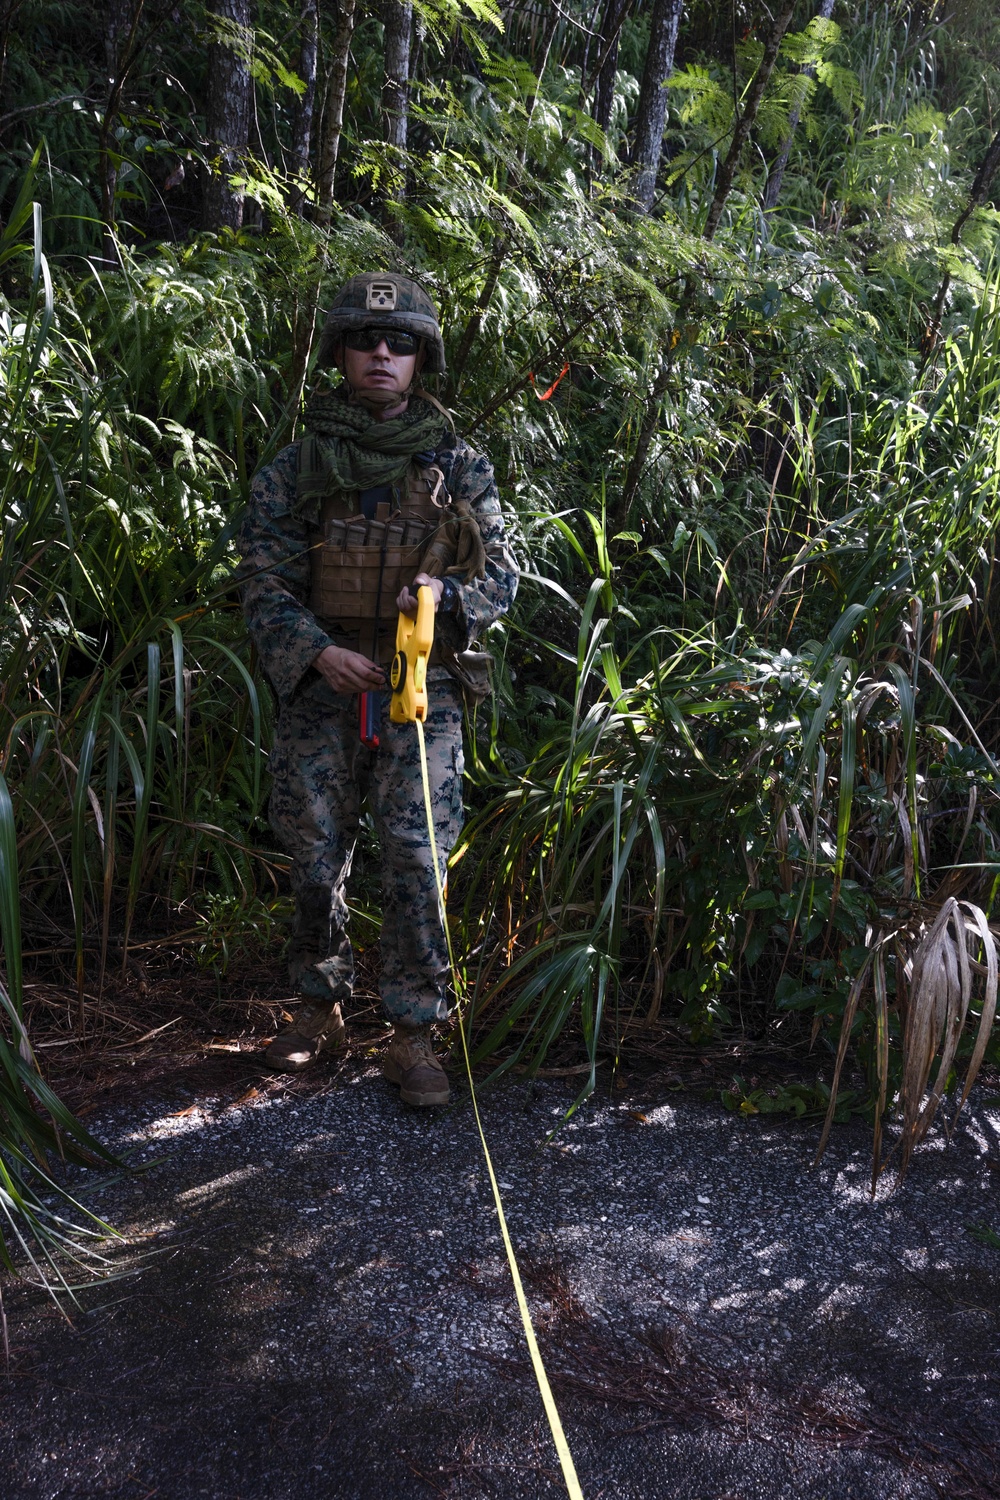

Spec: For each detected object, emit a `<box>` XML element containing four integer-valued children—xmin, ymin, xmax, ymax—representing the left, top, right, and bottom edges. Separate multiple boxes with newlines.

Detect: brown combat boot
<box><xmin>264</xmin><ymin>1000</ymin><xmax>346</xmax><ymax>1071</ymax></box>
<box><xmin>383</xmin><ymin>1027</ymin><xmax>450</xmax><ymax>1107</ymax></box>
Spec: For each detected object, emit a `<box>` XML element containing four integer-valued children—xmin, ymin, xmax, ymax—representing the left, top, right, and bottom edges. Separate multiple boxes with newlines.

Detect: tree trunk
<box><xmin>380</xmin><ymin>0</ymin><xmax>412</xmax><ymax>217</ymax></box>
<box><xmin>631</xmin><ymin>0</ymin><xmax>683</xmax><ymax>211</ymax></box>
<box><xmin>577</xmin><ymin>0</ymin><xmax>602</xmax><ymax>86</ymax></box>
<box><xmin>289</xmin><ymin>0</ymin><xmax>319</xmax><ymax>217</ymax></box>
<box><xmin>288</xmin><ymin>0</ymin><xmax>357</xmax><ymax>426</ymax></box>
<box><xmin>702</xmin><ymin>2</ymin><xmax>796</xmax><ymax>240</ymax></box>
<box><xmin>382</xmin><ymin>0</ymin><xmax>412</xmax><ymax>152</ymax></box>
<box><xmin>202</xmin><ymin>0</ymin><xmax>253</xmax><ymax>233</ymax></box>
<box><xmin>763</xmin><ymin>0</ymin><xmax>835</xmax><ymax>213</ymax></box>
<box><xmin>315</xmin><ymin>0</ymin><xmax>357</xmax><ymax>226</ymax></box>
<box><xmin>591</xmin><ymin>0</ymin><xmax>630</xmax><ymax>135</ymax></box>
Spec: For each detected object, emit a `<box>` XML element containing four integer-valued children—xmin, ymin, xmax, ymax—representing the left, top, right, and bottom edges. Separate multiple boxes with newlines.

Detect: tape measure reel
<box><xmin>390</xmin><ymin>584</ymin><xmax>434</xmax><ymax>724</ymax></box>
<box><xmin>390</xmin><ymin>651</ymin><xmax>405</xmax><ymax>692</ymax></box>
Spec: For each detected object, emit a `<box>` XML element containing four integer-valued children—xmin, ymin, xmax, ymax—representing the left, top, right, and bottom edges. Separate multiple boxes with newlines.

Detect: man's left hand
<box><xmin>397</xmin><ymin>573</ymin><xmax>443</xmax><ymax>617</ymax></box>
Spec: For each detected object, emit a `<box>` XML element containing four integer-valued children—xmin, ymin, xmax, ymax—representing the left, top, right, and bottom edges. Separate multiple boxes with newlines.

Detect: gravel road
<box><xmin>2</xmin><ymin>1050</ymin><xmax>999</xmax><ymax>1499</ymax></box>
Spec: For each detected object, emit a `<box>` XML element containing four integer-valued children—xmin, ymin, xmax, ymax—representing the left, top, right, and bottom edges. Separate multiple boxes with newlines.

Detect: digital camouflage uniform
<box><xmin>239</xmin><ymin>432</ymin><xmax>518</xmax><ymax>1027</ymax></box>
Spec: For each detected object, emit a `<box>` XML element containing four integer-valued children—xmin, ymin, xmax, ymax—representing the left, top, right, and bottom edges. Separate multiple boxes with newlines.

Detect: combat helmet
<box><xmin>317</xmin><ymin>273</ymin><xmax>446</xmax><ymax>374</ymax></box>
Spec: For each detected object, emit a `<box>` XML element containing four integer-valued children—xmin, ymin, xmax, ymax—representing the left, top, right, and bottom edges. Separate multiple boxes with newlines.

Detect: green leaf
<box><xmin>0</xmin><ymin>771</ymin><xmax>23</xmax><ymax>1016</ymax></box>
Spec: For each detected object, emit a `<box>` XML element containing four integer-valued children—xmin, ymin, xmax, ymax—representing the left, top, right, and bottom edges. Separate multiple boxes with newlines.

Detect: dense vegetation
<box><xmin>2</xmin><ymin>0</ymin><xmax>1000</xmax><ymax>1267</ymax></box>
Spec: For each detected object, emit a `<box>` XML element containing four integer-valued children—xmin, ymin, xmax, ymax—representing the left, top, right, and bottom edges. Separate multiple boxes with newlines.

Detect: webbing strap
<box><xmin>414</xmin><ymin>716</ymin><xmax>585</xmax><ymax>1500</ymax></box>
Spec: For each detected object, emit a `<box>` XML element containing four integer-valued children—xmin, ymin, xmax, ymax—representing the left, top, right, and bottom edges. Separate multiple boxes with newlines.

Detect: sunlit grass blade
<box><xmin>70</xmin><ymin>694</ymin><xmax>102</xmax><ymax>1015</ymax></box>
<box><xmin>123</xmin><ymin>642</ymin><xmax>161</xmax><ymax>956</ymax></box>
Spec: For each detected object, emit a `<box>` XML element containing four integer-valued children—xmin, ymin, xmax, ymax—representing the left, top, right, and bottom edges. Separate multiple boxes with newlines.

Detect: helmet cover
<box><xmin>317</xmin><ymin>273</ymin><xmax>446</xmax><ymax>374</ymax></box>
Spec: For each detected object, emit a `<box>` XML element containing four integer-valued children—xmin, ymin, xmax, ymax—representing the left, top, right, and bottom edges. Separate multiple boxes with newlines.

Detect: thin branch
<box><xmin>702</xmin><ymin>2</ymin><xmax>797</xmax><ymax>241</ymax></box>
<box><xmin>98</xmin><ymin>1</ymin><xmax>153</xmax><ymax>238</ymax></box>
<box><xmin>0</xmin><ymin>94</ymin><xmax>91</xmax><ymax>133</ymax></box>
<box><xmin>581</xmin><ymin>2</ymin><xmax>631</xmax><ymax>99</ymax></box>
<box><xmin>468</xmin><ymin>307</ymin><xmax>608</xmax><ymax>432</ymax></box>
<box><xmin>315</xmin><ymin>0</ymin><xmax>357</xmax><ymax>225</ymax></box>
<box><xmin>921</xmin><ymin>127</ymin><xmax>1000</xmax><ymax>364</ymax></box>
<box><xmin>551</xmin><ymin>0</ymin><xmax>599</xmax><ymax>38</ymax></box>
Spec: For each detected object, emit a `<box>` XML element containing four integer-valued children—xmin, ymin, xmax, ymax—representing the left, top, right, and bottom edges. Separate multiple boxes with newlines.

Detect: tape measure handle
<box><xmin>415</xmin><ymin>583</ymin><xmax>435</xmax><ymax>652</ymax></box>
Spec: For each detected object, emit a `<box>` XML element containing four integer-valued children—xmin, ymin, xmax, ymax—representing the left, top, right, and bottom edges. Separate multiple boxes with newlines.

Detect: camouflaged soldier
<box><xmin>238</xmin><ymin>273</ymin><xmax>518</xmax><ymax>1106</ymax></box>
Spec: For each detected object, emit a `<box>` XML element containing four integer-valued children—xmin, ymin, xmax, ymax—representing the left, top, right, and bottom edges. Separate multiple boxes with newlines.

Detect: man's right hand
<box><xmin>313</xmin><ymin>645</ymin><xmax>385</xmax><ymax>694</ymax></box>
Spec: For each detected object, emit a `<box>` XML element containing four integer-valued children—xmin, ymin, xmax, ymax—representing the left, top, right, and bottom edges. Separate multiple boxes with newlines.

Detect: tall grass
<box><xmin>0</xmin><ymin>176</ymin><xmax>280</xmax><ymax>1274</ymax></box>
<box><xmin>1</xmin><ymin>201</ymin><xmax>271</xmax><ymax>946</ymax></box>
<box><xmin>458</xmin><ymin>260</ymin><xmax>1000</xmax><ymax>1174</ymax></box>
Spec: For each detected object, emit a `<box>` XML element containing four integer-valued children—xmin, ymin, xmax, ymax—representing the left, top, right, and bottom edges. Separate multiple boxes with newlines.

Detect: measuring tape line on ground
<box><xmin>414</xmin><ymin>714</ymin><xmax>585</xmax><ymax>1500</ymax></box>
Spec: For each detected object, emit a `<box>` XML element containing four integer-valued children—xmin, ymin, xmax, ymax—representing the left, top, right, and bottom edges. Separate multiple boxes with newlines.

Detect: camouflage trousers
<box><xmin>268</xmin><ymin>670</ymin><xmax>464</xmax><ymax>1026</ymax></box>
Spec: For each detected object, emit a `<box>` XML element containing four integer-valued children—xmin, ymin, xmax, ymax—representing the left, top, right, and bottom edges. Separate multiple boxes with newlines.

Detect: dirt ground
<box><xmin>2</xmin><ymin>1023</ymin><xmax>999</xmax><ymax>1500</ymax></box>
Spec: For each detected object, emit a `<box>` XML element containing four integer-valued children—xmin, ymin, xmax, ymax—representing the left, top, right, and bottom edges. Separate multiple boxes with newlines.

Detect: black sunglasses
<box><xmin>343</xmin><ymin>327</ymin><xmax>421</xmax><ymax>356</ymax></box>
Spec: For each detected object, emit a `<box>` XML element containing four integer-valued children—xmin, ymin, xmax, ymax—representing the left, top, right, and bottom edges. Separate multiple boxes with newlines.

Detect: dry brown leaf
<box><xmin>819</xmin><ymin>898</ymin><xmax>998</xmax><ymax>1188</ymax></box>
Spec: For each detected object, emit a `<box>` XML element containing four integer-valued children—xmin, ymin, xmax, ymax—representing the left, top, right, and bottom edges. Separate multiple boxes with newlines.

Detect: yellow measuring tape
<box><xmin>416</xmin><ymin>717</ymin><xmax>584</xmax><ymax>1500</ymax></box>
<box><xmin>395</xmin><ymin>586</ymin><xmax>584</xmax><ymax>1500</ymax></box>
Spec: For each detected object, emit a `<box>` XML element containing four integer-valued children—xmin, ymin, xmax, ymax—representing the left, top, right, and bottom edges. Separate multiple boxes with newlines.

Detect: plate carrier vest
<box><xmin>298</xmin><ymin>435</ymin><xmax>454</xmax><ymax>668</ymax></box>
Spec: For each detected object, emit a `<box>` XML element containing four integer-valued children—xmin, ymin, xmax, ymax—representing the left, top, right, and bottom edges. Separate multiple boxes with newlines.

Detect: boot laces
<box><xmin>398</xmin><ymin>1029</ymin><xmax>436</xmax><ymax>1064</ymax></box>
<box><xmin>295</xmin><ymin>1001</ymin><xmax>340</xmax><ymax>1037</ymax></box>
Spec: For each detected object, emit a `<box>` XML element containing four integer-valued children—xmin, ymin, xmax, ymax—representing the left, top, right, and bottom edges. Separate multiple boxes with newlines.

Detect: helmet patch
<box><xmin>366</xmin><ymin>280</ymin><xmax>398</xmax><ymax>311</ymax></box>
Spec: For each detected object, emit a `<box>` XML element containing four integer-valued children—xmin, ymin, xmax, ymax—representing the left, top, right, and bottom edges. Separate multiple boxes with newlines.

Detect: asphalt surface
<box><xmin>2</xmin><ymin>1052</ymin><xmax>999</xmax><ymax>1499</ymax></box>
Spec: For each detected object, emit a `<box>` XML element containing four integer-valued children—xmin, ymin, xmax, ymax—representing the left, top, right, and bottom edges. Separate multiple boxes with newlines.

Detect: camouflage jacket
<box><xmin>238</xmin><ymin>436</ymin><xmax>519</xmax><ymax>705</ymax></box>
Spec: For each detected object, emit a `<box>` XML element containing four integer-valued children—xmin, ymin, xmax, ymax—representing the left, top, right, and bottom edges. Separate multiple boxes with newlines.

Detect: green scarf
<box><xmin>303</xmin><ymin>391</ymin><xmax>450</xmax><ymax>491</ymax></box>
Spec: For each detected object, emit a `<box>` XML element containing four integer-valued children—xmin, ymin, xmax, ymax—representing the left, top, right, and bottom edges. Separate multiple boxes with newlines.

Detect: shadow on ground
<box><xmin>2</xmin><ymin>1051</ymin><xmax>999</xmax><ymax>1499</ymax></box>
